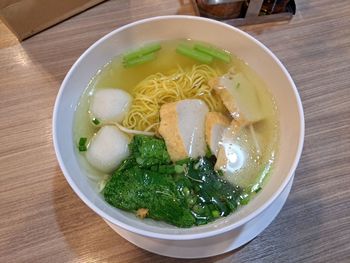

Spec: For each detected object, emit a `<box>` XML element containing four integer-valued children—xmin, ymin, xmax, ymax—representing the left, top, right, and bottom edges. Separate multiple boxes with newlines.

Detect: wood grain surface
<box><xmin>0</xmin><ymin>0</ymin><xmax>349</xmax><ymax>262</ymax></box>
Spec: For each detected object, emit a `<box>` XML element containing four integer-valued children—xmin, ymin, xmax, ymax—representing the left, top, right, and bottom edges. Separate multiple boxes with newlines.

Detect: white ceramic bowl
<box><xmin>53</xmin><ymin>16</ymin><xmax>304</xmax><ymax>258</ymax></box>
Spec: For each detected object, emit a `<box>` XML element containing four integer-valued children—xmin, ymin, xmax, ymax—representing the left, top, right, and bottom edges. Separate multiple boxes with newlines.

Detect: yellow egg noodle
<box><xmin>123</xmin><ymin>64</ymin><xmax>225</xmax><ymax>132</ymax></box>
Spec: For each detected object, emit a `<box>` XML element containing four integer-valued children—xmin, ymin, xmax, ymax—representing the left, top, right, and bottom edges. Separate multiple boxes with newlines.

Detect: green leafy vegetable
<box><xmin>103</xmin><ymin>135</ymin><xmax>246</xmax><ymax>227</ymax></box>
<box><xmin>129</xmin><ymin>135</ymin><xmax>171</xmax><ymax>167</ymax></box>
<box><xmin>104</xmin><ymin>165</ymin><xmax>195</xmax><ymax>227</ymax></box>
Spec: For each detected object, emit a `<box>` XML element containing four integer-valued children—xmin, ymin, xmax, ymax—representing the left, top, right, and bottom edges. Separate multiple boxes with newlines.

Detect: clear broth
<box><xmin>74</xmin><ymin>39</ymin><xmax>279</xmax><ymax>191</ymax></box>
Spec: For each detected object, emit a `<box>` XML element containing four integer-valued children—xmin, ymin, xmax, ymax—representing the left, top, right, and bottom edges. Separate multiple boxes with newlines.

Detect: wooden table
<box><xmin>1</xmin><ymin>0</ymin><xmax>349</xmax><ymax>262</ymax></box>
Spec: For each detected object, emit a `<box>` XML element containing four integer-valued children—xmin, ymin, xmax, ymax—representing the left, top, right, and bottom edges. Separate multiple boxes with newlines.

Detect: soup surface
<box><xmin>74</xmin><ymin>39</ymin><xmax>279</xmax><ymax>227</ymax></box>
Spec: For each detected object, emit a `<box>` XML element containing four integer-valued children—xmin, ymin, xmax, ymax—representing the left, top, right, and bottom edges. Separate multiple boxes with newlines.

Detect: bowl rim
<box><xmin>53</xmin><ymin>15</ymin><xmax>304</xmax><ymax>240</ymax></box>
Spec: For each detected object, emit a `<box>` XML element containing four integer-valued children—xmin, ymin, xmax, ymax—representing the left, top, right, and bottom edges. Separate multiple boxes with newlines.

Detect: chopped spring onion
<box><xmin>205</xmin><ymin>145</ymin><xmax>212</xmax><ymax>158</ymax></box>
<box><xmin>194</xmin><ymin>43</ymin><xmax>231</xmax><ymax>63</ymax></box>
<box><xmin>122</xmin><ymin>42</ymin><xmax>161</xmax><ymax>61</ymax></box>
<box><xmin>182</xmin><ymin>187</ymin><xmax>190</xmax><ymax>196</ymax></box>
<box><xmin>174</xmin><ymin>164</ymin><xmax>184</xmax><ymax>174</ymax></box>
<box><xmin>193</xmin><ymin>161</ymin><xmax>200</xmax><ymax>170</ymax></box>
<box><xmin>187</xmin><ymin>197</ymin><xmax>196</xmax><ymax>206</ymax></box>
<box><xmin>240</xmin><ymin>193</ymin><xmax>250</xmax><ymax>205</ymax></box>
<box><xmin>122</xmin><ymin>52</ymin><xmax>156</xmax><ymax>68</ymax></box>
<box><xmin>79</xmin><ymin>145</ymin><xmax>87</xmax><ymax>152</ymax></box>
<box><xmin>211</xmin><ymin>210</ymin><xmax>220</xmax><ymax>218</ymax></box>
<box><xmin>78</xmin><ymin>137</ymin><xmax>88</xmax><ymax>152</ymax></box>
<box><xmin>78</xmin><ymin>137</ymin><xmax>87</xmax><ymax>146</ymax></box>
<box><xmin>92</xmin><ymin>118</ymin><xmax>100</xmax><ymax>125</ymax></box>
<box><xmin>176</xmin><ymin>44</ymin><xmax>213</xmax><ymax>64</ymax></box>
<box><xmin>254</xmin><ymin>186</ymin><xmax>262</xmax><ymax>193</ymax></box>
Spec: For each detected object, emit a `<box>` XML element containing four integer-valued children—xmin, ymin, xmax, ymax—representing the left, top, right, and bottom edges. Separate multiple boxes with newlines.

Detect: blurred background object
<box><xmin>0</xmin><ymin>0</ymin><xmax>106</xmax><ymax>41</ymax></box>
<box><xmin>260</xmin><ymin>0</ymin><xmax>291</xmax><ymax>15</ymax></box>
<box><xmin>196</xmin><ymin>0</ymin><xmax>247</xmax><ymax>19</ymax></box>
<box><xmin>1</xmin><ymin>0</ymin><xmax>295</xmax><ymax>41</ymax></box>
<box><xmin>192</xmin><ymin>0</ymin><xmax>295</xmax><ymax>26</ymax></box>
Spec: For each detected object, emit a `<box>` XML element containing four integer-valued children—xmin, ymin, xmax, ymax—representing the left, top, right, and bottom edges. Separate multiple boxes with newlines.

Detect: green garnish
<box><xmin>176</xmin><ymin>44</ymin><xmax>213</xmax><ymax>64</ymax></box>
<box><xmin>187</xmin><ymin>197</ymin><xmax>196</xmax><ymax>207</ymax></box>
<box><xmin>103</xmin><ymin>135</ymin><xmax>245</xmax><ymax>227</ymax></box>
<box><xmin>92</xmin><ymin>118</ymin><xmax>100</xmax><ymax>125</ymax></box>
<box><xmin>211</xmin><ymin>210</ymin><xmax>220</xmax><ymax>218</ymax></box>
<box><xmin>175</xmin><ymin>158</ymin><xmax>191</xmax><ymax>165</ymax></box>
<box><xmin>123</xmin><ymin>52</ymin><xmax>156</xmax><ymax>68</ymax></box>
<box><xmin>236</xmin><ymin>82</ymin><xmax>240</xmax><ymax>89</ymax></box>
<box><xmin>254</xmin><ymin>186</ymin><xmax>262</xmax><ymax>193</ymax></box>
<box><xmin>129</xmin><ymin>135</ymin><xmax>171</xmax><ymax>167</ymax></box>
<box><xmin>78</xmin><ymin>137</ymin><xmax>88</xmax><ymax>152</ymax></box>
<box><xmin>205</xmin><ymin>145</ymin><xmax>213</xmax><ymax>158</ymax></box>
<box><xmin>122</xmin><ymin>42</ymin><xmax>161</xmax><ymax>61</ymax></box>
<box><xmin>78</xmin><ymin>137</ymin><xmax>87</xmax><ymax>146</ymax></box>
<box><xmin>136</xmin><ymin>157</ymin><xmax>144</xmax><ymax>165</ymax></box>
<box><xmin>182</xmin><ymin>187</ymin><xmax>190</xmax><ymax>196</ymax></box>
<box><xmin>175</xmin><ymin>164</ymin><xmax>184</xmax><ymax>174</ymax></box>
<box><xmin>78</xmin><ymin>145</ymin><xmax>87</xmax><ymax>152</ymax></box>
<box><xmin>194</xmin><ymin>43</ymin><xmax>231</xmax><ymax>63</ymax></box>
<box><xmin>239</xmin><ymin>192</ymin><xmax>250</xmax><ymax>205</ymax></box>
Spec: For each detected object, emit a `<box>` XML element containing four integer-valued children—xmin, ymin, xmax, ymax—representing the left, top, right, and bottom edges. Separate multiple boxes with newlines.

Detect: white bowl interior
<box><xmin>53</xmin><ymin>16</ymin><xmax>304</xmax><ymax>240</ymax></box>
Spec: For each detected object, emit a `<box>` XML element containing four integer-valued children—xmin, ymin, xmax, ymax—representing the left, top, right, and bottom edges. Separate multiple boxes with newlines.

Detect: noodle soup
<box><xmin>74</xmin><ymin>39</ymin><xmax>279</xmax><ymax>227</ymax></box>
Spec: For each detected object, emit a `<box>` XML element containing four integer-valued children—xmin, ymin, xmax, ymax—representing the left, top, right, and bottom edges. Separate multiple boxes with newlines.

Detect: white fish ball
<box><xmin>86</xmin><ymin>126</ymin><xmax>129</xmax><ymax>173</ymax></box>
<box><xmin>90</xmin><ymin>88</ymin><xmax>132</xmax><ymax>123</ymax></box>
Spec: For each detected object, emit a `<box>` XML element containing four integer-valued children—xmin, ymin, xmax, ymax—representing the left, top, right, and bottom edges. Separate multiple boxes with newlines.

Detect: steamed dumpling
<box><xmin>86</xmin><ymin>125</ymin><xmax>129</xmax><ymax>173</ymax></box>
<box><xmin>159</xmin><ymin>99</ymin><xmax>209</xmax><ymax>161</ymax></box>
<box><xmin>90</xmin><ymin>88</ymin><xmax>132</xmax><ymax>123</ymax></box>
